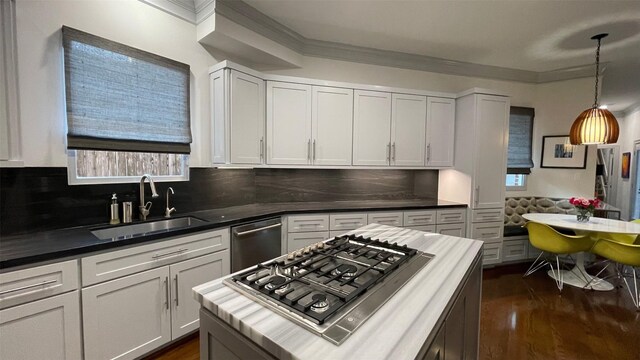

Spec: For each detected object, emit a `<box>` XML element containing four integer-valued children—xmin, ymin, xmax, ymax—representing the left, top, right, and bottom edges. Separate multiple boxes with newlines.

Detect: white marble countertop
<box><xmin>193</xmin><ymin>224</ymin><xmax>483</xmax><ymax>360</ymax></box>
<box><xmin>523</xmin><ymin>213</ymin><xmax>640</xmax><ymax>234</ymax></box>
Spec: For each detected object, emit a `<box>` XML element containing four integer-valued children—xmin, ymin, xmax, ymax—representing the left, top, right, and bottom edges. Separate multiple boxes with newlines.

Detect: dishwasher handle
<box><xmin>234</xmin><ymin>223</ymin><xmax>282</xmax><ymax>237</ymax></box>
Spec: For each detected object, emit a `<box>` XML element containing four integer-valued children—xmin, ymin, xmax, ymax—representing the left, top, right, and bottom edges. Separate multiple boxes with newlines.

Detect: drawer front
<box><xmin>470</xmin><ymin>222</ymin><xmax>503</xmax><ymax>243</ymax></box>
<box><xmin>287</xmin><ymin>214</ymin><xmax>329</xmax><ymax>233</ymax></box>
<box><xmin>287</xmin><ymin>232</ymin><xmax>329</xmax><ymax>253</ymax></box>
<box><xmin>0</xmin><ymin>260</ymin><xmax>78</xmax><ymax>310</ymax></box>
<box><xmin>367</xmin><ymin>212</ymin><xmax>403</xmax><ymax>227</ymax></box>
<box><xmin>405</xmin><ymin>225</ymin><xmax>437</xmax><ymax>233</ymax></box>
<box><xmin>81</xmin><ymin>228</ymin><xmax>230</xmax><ymax>286</ymax></box>
<box><xmin>329</xmin><ymin>213</ymin><xmax>367</xmax><ymax>231</ymax></box>
<box><xmin>471</xmin><ymin>209</ymin><xmax>503</xmax><ymax>223</ymax></box>
<box><xmin>435</xmin><ymin>223</ymin><xmax>466</xmax><ymax>237</ymax></box>
<box><xmin>403</xmin><ymin>210</ymin><xmax>436</xmax><ymax>226</ymax></box>
<box><xmin>483</xmin><ymin>244</ymin><xmax>502</xmax><ymax>265</ymax></box>
<box><xmin>503</xmin><ymin>240</ymin><xmax>528</xmax><ymax>262</ymax></box>
<box><xmin>436</xmin><ymin>209</ymin><xmax>466</xmax><ymax>224</ymax></box>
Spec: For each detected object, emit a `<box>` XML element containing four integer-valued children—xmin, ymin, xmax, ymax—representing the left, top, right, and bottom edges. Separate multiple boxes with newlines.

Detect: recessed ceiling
<box><xmin>243</xmin><ymin>0</ymin><xmax>640</xmax><ymax>111</ymax></box>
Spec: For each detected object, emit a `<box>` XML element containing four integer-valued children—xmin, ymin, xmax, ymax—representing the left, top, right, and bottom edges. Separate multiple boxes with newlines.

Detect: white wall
<box><xmin>614</xmin><ymin>108</ymin><xmax>640</xmax><ymax>220</ymax></box>
<box><xmin>265</xmin><ymin>56</ymin><xmax>595</xmax><ymax>199</ymax></box>
<box><xmin>14</xmin><ymin>0</ymin><xmax>218</xmax><ymax>167</ymax></box>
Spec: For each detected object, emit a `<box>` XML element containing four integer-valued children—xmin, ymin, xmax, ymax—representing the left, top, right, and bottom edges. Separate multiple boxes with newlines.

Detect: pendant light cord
<box><xmin>593</xmin><ymin>37</ymin><xmax>601</xmax><ymax>107</ymax></box>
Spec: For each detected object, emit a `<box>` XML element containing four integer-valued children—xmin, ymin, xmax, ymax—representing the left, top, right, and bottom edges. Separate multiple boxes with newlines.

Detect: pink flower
<box><xmin>581</xmin><ymin>199</ymin><xmax>589</xmax><ymax>206</ymax></box>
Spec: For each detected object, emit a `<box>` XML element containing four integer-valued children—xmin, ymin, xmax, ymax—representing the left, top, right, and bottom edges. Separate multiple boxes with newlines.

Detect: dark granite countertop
<box><xmin>0</xmin><ymin>199</ymin><xmax>466</xmax><ymax>270</ymax></box>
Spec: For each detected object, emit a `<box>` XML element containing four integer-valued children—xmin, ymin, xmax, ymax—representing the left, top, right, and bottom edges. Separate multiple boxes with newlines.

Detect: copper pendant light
<box><xmin>569</xmin><ymin>33</ymin><xmax>619</xmax><ymax>145</ymax></box>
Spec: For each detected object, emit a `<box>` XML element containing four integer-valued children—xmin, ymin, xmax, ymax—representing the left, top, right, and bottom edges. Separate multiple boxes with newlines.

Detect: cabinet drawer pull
<box><xmin>0</xmin><ymin>279</ymin><xmax>57</xmax><ymax>296</ymax></box>
<box><xmin>174</xmin><ymin>275</ymin><xmax>179</xmax><ymax>307</ymax></box>
<box><xmin>152</xmin><ymin>248</ymin><xmax>188</xmax><ymax>260</ymax></box>
<box><xmin>164</xmin><ymin>277</ymin><xmax>169</xmax><ymax>310</ymax></box>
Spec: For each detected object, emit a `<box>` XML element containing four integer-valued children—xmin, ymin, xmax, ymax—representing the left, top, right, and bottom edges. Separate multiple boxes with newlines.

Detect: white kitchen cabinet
<box><xmin>312</xmin><ymin>86</ymin><xmax>354</xmax><ymax>165</ymax></box>
<box><xmin>170</xmin><ymin>251</ymin><xmax>230</xmax><ymax>339</ymax></box>
<box><xmin>367</xmin><ymin>212</ymin><xmax>403</xmax><ymax>227</ymax></box>
<box><xmin>211</xmin><ymin>69</ymin><xmax>265</xmax><ymax>165</ymax></box>
<box><xmin>426</xmin><ymin>97</ymin><xmax>455</xmax><ymax>167</ymax></box>
<box><xmin>82</xmin><ymin>266</ymin><xmax>172</xmax><ymax>360</ymax></box>
<box><xmin>287</xmin><ymin>232</ymin><xmax>330</xmax><ymax>252</ymax></box>
<box><xmin>0</xmin><ymin>291</ymin><xmax>81</xmax><ymax>360</ymax></box>
<box><xmin>436</xmin><ymin>223</ymin><xmax>466</xmax><ymax>237</ymax></box>
<box><xmin>503</xmin><ymin>239</ymin><xmax>528</xmax><ymax>262</ymax></box>
<box><xmin>267</xmin><ymin>81</ymin><xmax>313</xmax><ymax>165</ymax></box>
<box><xmin>391</xmin><ymin>93</ymin><xmax>427</xmax><ymax>166</ymax></box>
<box><xmin>472</xmin><ymin>94</ymin><xmax>510</xmax><ymax>209</ymax></box>
<box><xmin>353</xmin><ymin>90</ymin><xmax>392</xmax><ymax>166</ymax></box>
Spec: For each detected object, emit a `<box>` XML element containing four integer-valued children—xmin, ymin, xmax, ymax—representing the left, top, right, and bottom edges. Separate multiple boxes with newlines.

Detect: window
<box><xmin>506</xmin><ymin>174</ymin><xmax>527</xmax><ymax>191</ymax></box>
<box><xmin>506</xmin><ymin>107</ymin><xmax>534</xmax><ymax>191</ymax></box>
<box><xmin>62</xmin><ymin>26</ymin><xmax>191</xmax><ymax>184</ymax></box>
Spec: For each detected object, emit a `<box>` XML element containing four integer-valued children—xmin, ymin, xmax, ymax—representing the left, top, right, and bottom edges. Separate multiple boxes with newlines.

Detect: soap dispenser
<box><xmin>110</xmin><ymin>193</ymin><xmax>120</xmax><ymax>225</ymax></box>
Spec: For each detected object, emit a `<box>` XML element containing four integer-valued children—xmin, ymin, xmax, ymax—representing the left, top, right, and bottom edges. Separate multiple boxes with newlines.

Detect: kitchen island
<box><xmin>193</xmin><ymin>224</ymin><xmax>483</xmax><ymax>360</ymax></box>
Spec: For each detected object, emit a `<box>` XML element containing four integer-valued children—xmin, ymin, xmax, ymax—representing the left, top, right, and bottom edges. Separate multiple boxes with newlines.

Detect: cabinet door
<box><xmin>391</xmin><ymin>93</ymin><xmax>426</xmax><ymax>166</ymax></box>
<box><xmin>230</xmin><ymin>71</ymin><xmax>265</xmax><ymax>164</ymax></box>
<box><xmin>170</xmin><ymin>251</ymin><xmax>230</xmax><ymax>339</ymax></box>
<box><xmin>83</xmin><ymin>267</ymin><xmax>171</xmax><ymax>360</ymax></box>
<box><xmin>426</xmin><ymin>97</ymin><xmax>455</xmax><ymax>167</ymax></box>
<box><xmin>445</xmin><ymin>260</ymin><xmax>481</xmax><ymax>360</ymax></box>
<box><xmin>0</xmin><ymin>291</ymin><xmax>81</xmax><ymax>360</ymax></box>
<box><xmin>312</xmin><ymin>86</ymin><xmax>354</xmax><ymax>165</ymax></box>
<box><xmin>353</xmin><ymin>90</ymin><xmax>392</xmax><ymax>166</ymax></box>
<box><xmin>267</xmin><ymin>81</ymin><xmax>312</xmax><ymax>165</ymax></box>
<box><xmin>472</xmin><ymin>95</ymin><xmax>509</xmax><ymax>209</ymax></box>
<box><xmin>287</xmin><ymin>232</ymin><xmax>329</xmax><ymax>253</ymax></box>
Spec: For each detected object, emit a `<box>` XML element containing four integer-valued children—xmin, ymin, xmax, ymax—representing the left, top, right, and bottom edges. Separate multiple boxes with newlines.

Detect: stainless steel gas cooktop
<box><xmin>224</xmin><ymin>234</ymin><xmax>434</xmax><ymax>345</ymax></box>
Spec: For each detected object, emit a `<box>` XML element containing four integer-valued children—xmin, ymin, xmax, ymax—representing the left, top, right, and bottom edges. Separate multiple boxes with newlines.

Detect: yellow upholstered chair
<box><xmin>588</xmin><ymin>238</ymin><xmax>640</xmax><ymax>310</ymax></box>
<box><xmin>523</xmin><ymin>222</ymin><xmax>595</xmax><ymax>292</ymax></box>
<box><xmin>593</xmin><ymin>219</ymin><xmax>640</xmax><ymax>245</ymax></box>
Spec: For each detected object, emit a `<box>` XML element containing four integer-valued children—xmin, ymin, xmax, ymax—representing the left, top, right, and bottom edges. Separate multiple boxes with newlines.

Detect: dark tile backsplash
<box><xmin>0</xmin><ymin>167</ymin><xmax>437</xmax><ymax>236</ymax></box>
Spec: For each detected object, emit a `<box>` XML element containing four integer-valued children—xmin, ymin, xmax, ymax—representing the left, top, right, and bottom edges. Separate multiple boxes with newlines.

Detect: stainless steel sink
<box><xmin>91</xmin><ymin>216</ymin><xmax>208</xmax><ymax>241</ymax></box>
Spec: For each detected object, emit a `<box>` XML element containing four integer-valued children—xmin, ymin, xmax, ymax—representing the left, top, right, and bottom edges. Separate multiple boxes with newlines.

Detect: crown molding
<box><xmin>139</xmin><ymin>0</ymin><xmax>196</xmax><ymax>23</ymax></box>
<box><xmin>623</xmin><ymin>101</ymin><xmax>640</xmax><ymax>117</ymax></box>
<box><xmin>139</xmin><ymin>0</ymin><xmax>600</xmax><ymax>84</ymax></box>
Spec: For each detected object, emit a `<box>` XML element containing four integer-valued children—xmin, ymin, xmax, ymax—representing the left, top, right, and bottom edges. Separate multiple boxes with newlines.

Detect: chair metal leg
<box><xmin>583</xmin><ymin>261</ymin><xmax>612</xmax><ymax>290</ymax></box>
<box><xmin>621</xmin><ymin>266</ymin><xmax>640</xmax><ymax>310</ymax></box>
<box><xmin>546</xmin><ymin>255</ymin><xmax>564</xmax><ymax>292</ymax></box>
<box><xmin>524</xmin><ymin>252</ymin><xmax>548</xmax><ymax>278</ymax></box>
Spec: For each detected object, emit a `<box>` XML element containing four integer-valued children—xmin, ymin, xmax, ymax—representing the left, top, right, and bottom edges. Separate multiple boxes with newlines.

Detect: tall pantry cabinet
<box><xmin>439</xmin><ymin>89</ymin><xmax>510</xmax><ymax>265</ymax></box>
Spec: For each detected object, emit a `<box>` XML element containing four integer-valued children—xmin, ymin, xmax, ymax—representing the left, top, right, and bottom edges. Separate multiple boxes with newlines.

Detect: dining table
<box><xmin>522</xmin><ymin>213</ymin><xmax>640</xmax><ymax>291</ymax></box>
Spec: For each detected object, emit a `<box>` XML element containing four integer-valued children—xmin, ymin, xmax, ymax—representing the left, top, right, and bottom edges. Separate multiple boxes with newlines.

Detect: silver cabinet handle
<box><xmin>392</xmin><ymin>142</ymin><xmax>396</xmax><ymax>161</ymax></box>
<box><xmin>164</xmin><ymin>277</ymin><xmax>169</xmax><ymax>310</ymax></box>
<box><xmin>474</xmin><ymin>186</ymin><xmax>480</xmax><ymax>206</ymax></box>
<box><xmin>313</xmin><ymin>140</ymin><xmax>316</xmax><ymax>161</ymax></box>
<box><xmin>235</xmin><ymin>223</ymin><xmax>282</xmax><ymax>236</ymax></box>
<box><xmin>307</xmin><ymin>139</ymin><xmax>311</xmax><ymax>161</ymax></box>
<box><xmin>174</xmin><ymin>275</ymin><xmax>179</xmax><ymax>307</ymax></box>
<box><xmin>0</xmin><ymin>279</ymin><xmax>57</xmax><ymax>296</ymax></box>
<box><xmin>152</xmin><ymin>248</ymin><xmax>188</xmax><ymax>260</ymax></box>
<box><xmin>427</xmin><ymin>144</ymin><xmax>431</xmax><ymax>162</ymax></box>
<box><xmin>260</xmin><ymin>137</ymin><xmax>264</xmax><ymax>160</ymax></box>
<box><xmin>386</xmin><ymin>143</ymin><xmax>391</xmax><ymax>162</ymax></box>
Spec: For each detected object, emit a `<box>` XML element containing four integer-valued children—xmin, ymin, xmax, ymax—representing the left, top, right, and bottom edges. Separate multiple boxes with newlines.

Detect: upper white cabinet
<box><xmin>353</xmin><ymin>90</ymin><xmax>392</xmax><ymax>166</ymax></box>
<box><xmin>391</xmin><ymin>94</ymin><xmax>427</xmax><ymax>166</ymax></box>
<box><xmin>211</xmin><ymin>69</ymin><xmax>265</xmax><ymax>165</ymax></box>
<box><xmin>312</xmin><ymin>86</ymin><xmax>354</xmax><ymax>165</ymax></box>
<box><xmin>426</xmin><ymin>97</ymin><xmax>455</xmax><ymax>167</ymax></box>
<box><xmin>266</xmin><ymin>81</ymin><xmax>313</xmax><ymax>165</ymax></box>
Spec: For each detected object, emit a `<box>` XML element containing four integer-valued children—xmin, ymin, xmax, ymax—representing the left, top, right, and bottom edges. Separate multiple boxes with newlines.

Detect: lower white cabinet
<box><xmin>436</xmin><ymin>223</ymin><xmax>466</xmax><ymax>237</ymax></box>
<box><xmin>287</xmin><ymin>232</ymin><xmax>329</xmax><ymax>252</ymax></box>
<box><xmin>0</xmin><ymin>291</ymin><xmax>81</xmax><ymax>360</ymax></box>
<box><xmin>503</xmin><ymin>239</ymin><xmax>528</xmax><ymax>262</ymax></box>
<box><xmin>82</xmin><ymin>249</ymin><xmax>231</xmax><ymax>360</ymax></box>
<box><xmin>367</xmin><ymin>212</ymin><xmax>403</xmax><ymax>227</ymax></box>
<box><xmin>483</xmin><ymin>243</ymin><xmax>502</xmax><ymax>265</ymax></box>
<box><xmin>82</xmin><ymin>266</ymin><xmax>172</xmax><ymax>360</ymax></box>
<box><xmin>170</xmin><ymin>251</ymin><xmax>230</xmax><ymax>339</ymax></box>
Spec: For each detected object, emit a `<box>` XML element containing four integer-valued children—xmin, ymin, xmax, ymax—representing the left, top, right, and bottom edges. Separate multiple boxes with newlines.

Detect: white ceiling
<box><xmin>243</xmin><ymin>0</ymin><xmax>640</xmax><ymax>111</ymax></box>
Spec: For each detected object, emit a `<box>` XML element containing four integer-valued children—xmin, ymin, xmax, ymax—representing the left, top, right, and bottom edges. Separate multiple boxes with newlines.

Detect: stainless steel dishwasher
<box><xmin>231</xmin><ymin>217</ymin><xmax>282</xmax><ymax>272</ymax></box>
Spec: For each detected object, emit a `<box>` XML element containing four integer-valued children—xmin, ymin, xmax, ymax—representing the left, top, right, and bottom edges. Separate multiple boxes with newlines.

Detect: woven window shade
<box><xmin>63</xmin><ymin>26</ymin><xmax>191</xmax><ymax>154</ymax></box>
<box><xmin>507</xmin><ymin>107</ymin><xmax>534</xmax><ymax>174</ymax></box>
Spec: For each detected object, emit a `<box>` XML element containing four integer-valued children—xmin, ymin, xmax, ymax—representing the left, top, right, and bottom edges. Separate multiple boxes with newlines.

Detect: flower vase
<box><xmin>576</xmin><ymin>208</ymin><xmax>593</xmax><ymax>222</ymax></box>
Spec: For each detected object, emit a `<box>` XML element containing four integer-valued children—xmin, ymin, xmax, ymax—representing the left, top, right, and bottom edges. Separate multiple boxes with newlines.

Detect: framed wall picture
<box><xmin>622</xmin><ymin>152</ymin><xmax>631</xmax><ymax>179</ymax></box>
<box><xmin>540</xmin><ymin>135</ymin><xmax>588</xmax><ymax>169</ymax></box>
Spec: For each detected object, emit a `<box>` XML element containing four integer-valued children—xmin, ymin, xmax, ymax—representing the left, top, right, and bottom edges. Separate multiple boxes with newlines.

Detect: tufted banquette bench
<box><xmin>504</xmin><ymin>197</ymin><xmax>577</xmax><ymax>237</ymax></box>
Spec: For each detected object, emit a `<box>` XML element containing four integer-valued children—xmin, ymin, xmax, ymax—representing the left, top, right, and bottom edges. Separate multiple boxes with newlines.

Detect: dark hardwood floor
<box><xmin>147</xmin><ymin>263</ymin><xmax>639</xmax><ymax>360</ymax></box>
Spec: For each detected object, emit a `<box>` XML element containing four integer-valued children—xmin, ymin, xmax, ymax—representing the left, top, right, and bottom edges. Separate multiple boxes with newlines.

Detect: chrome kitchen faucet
<box><xmin>139</xmin><ymin>174</ymin><xmax>159</xmax><ymax>221</ymax></box>
<box><xmin>165</xmin><ymin>187</ymin><xmax>176</xmax><ymax>218</ymax></box>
